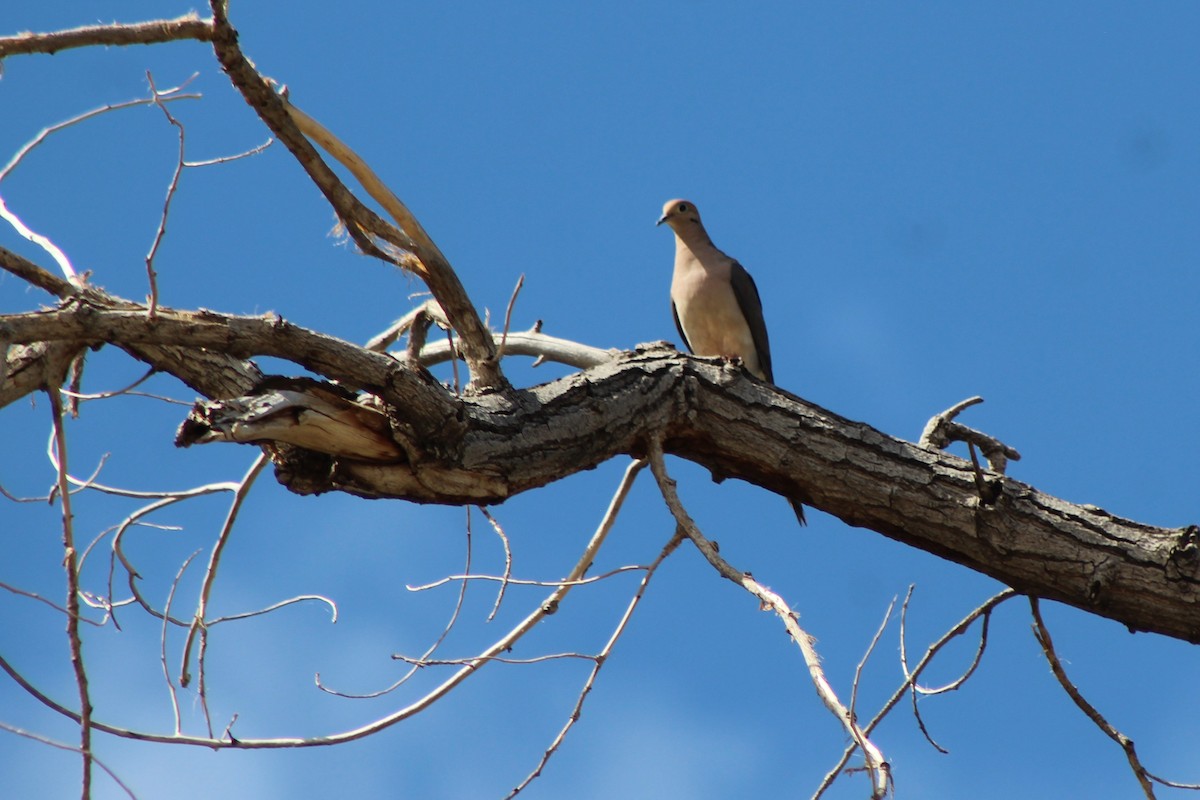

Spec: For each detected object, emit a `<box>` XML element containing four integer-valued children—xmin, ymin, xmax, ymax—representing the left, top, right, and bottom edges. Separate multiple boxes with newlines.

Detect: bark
<box><xmin>2</xmin><ymin>294</ymin><xmax>1198</xmax><ymax>643</ymax></box>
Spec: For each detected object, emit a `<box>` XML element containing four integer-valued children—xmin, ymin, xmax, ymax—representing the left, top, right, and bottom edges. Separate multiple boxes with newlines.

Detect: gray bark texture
<box><xmin>3</xmin><ymin>280</ymin><xmax>1198</xmax><ymax>644</ymax></box>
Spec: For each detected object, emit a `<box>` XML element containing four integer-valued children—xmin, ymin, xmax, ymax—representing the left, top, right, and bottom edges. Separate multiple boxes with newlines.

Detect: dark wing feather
<box><xmin>729</xmin><ymin>261</ymin><xmax>773</xmax><ymax>383</ymax></box>
<box><xmin>671</xmin><ymin>301</ymin><xmax>693</xmax><ymax>354</ymax></box>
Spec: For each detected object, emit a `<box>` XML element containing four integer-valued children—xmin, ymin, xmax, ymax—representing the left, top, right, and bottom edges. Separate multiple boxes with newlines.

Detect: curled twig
<box><xmin>919</xmin><ymin>396</ymin><xmax>1021</xmax><ymax>475</ymax></box>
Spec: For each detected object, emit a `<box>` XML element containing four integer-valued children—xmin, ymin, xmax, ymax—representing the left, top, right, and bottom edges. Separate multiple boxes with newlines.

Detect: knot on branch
<box><xmin>1167</xmin><ymin>525</ymin><xmax>1200</xmax><ymax>581</ymax></box>
<box><xmin>919</xmin><ymin>396</ymin><xmax>1021</xmax><ymax>475</ymax></box>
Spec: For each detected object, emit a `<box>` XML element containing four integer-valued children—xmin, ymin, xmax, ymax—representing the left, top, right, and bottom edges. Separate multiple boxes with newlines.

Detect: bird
<box><xmin>657</xmin><ymin>198</ymin><xmax>806</xmax><ymax>524</ymax></box>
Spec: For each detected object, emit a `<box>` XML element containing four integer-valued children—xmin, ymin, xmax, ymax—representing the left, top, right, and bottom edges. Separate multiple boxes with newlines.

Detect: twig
<box><xmin>406</xmin><ymin>566</ymin><xmax>645</xmax><ymax>592</ymax></box>
<box><xmin>405</xmin><ymin>309</ymin><xmax>433</xmax><ymax>365</ymax></box>
<box><xmin>897</xmin><ymin>583</ymin><xmax>993</xmax><ymax>753</ymax></box>
<box><xmin>814</xmin><ymin>588</ymin><xmax>1017</xmax><ymax>799</ymax></box>
<box><xmin>59</xmin><ymin>366</ymin><xmax>157</xmax><ymax>402</ymax></box>
<box><xmin>919</xmin><ymin>396</ymin><xmax>1021</xmax><ymax>475</ymax></box>
<box><xmin>185</xmin><ymin>137</ymin><xmax>273</xmax><ymax>167</ymax></box>
<box><xmin>0</xmin><ymin>89</ymin><xmax>200</xmax><ymax>286</ymax></box>
<box><xmin>447</xmin><ymin>327</ymin><xmax>461</xmax><ymax>394</ymax></box>
<box><xmin>161</xmin><ymin>550</ymin><xmax>203</xmax><ymax>736</ymax></box>
<box><xmin>47</xmin><ymin>387</ymin><xmax>93</xmax><ymax>799</ymax></box>
<box><xmin>507</xmin><ymin>530</ymin><xmax>683</xmax><ymax>798</ymax></box>
<box><xmin>144</xmin><ymin>72</ymin><xmax>194</xmax><ymax>317</ymax></box>
<box><xmin>393</xmin><ymin>652</ymin><xmax>593</xmax><ymax>667</ymax></box>
<box><xmin>207</xmin><ymin>594</ymin><xmax>337</xmax><ymax>625</ymax></box>
<box><xmin>478</xmin><ymin>506</ymin><xmax>513</xmax><ymax>621</ymax></box>
<box><xmin>320</xmin><ymin>507</ymin><xmax>475</xmax><ymax>699</ymax></box>
<box><xmin>0</xmin><ymin>581</ymin><xmax>104</xmax><ymax>626</ymax></box>
<box><xmin>850</xmin><ymin>596</ymin><xmax>896</xmax><ymax>725</ymax></box>
<box><xmin>182</xmin><ymin>454</ymin><xmax>268</xmax><ymax>739</ymax></box>
<box><xmin>1030</xmin><ymin>598</ymin><xmax>1200</xmax><ymax>797</ymax></box>
<box><xmin>364</xmin><ymin>298</ymin><xmax>448</xmax><ymax>353</ymax></box>
<box><xmin>0</xmin><ymin>721</ymin><xmax>137</xmax><ymax>800</ymax></box>
<box><xmin>645</xmin><ymin>435</ymin><xmax>889</xmax><ymax>799</ymax></box>
<box><xmin>497</xmin><ymin>274</ymin><xmax>525</xmax><ymax>362</ymax></box>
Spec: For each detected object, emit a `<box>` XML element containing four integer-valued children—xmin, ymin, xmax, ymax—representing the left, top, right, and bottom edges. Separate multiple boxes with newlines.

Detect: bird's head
<box><xmin>657</xmin><ymin>198</ymin><xmax>703</xmax><ymax>231</ymax></box>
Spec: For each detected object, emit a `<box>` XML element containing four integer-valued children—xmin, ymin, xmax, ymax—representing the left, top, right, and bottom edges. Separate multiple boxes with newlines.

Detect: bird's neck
<box><xmin>673</xmin><ymin>226</ymin><xmax>716</xmax><ymax>256</ymax></box>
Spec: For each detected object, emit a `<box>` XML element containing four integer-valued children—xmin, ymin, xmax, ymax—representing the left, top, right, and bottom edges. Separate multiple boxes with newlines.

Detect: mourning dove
<box><xmin>658</xmin><ymin>198</ymin><xmax>806</xmax><ymax>524</ymax></box>
<box><xmin>657</xmin><ymin>199</ymin><xmax>774</xmax><ymax>382</ymax></box>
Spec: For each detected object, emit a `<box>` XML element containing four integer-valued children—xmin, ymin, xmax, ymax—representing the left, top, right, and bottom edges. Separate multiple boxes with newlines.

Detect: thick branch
<box><xmin>1</xmin><ymin>342</ymin><xmax>82</xmax><ymax>406</ymax></box>
<box><xmin>0</xmin><ymin>244</ymin><xmax>77</xmax><ymax>298</ymax></box>
<box><xmin>4</xmin><ymin>298</ymin><xmax>1198</xmax><ymax>641</ymax></box>
<box><xmin>0</xmin><ymin>301</ymin><xmax>459</xmax><ymax>436</ymax></box>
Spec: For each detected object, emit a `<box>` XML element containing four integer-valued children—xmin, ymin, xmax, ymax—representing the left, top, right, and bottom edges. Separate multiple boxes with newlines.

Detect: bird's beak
<box><xmin>656</xmin><ymin>214</ymin><xmax>668</xmax><ymax>227</ymax></box>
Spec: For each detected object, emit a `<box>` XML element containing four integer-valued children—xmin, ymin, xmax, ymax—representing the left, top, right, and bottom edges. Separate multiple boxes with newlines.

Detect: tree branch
<box><xmin>204</xmin><ymin>2</ymin><xmax>504</xmax><ymax>390</ymax></box>
<box><xmin>0</xmin><ymin>14</ymin><xmax>214</xmax><ymax>58</ymax></box>
<box><xmin>3</xmin><ymin>293</ymin><xmax>1199</xmax><ymax>641</ymax></box>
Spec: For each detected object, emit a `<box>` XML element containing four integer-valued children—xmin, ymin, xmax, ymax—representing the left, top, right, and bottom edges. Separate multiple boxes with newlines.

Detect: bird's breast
<box><xmin>671</xmin><ymin>260</ymin><xmax>762</xmax><ymax>377</ymax></box>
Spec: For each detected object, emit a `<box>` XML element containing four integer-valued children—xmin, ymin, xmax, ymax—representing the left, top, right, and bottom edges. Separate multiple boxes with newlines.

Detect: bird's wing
<box><xmin>729</xmin><ymin>260</ymin><xmax>773</xmax><ymax>383</ymax></box>
<box><xmin>671</xmin><ymin>300</ymin><xmax>693</xmax><ymax>354</ymax></box>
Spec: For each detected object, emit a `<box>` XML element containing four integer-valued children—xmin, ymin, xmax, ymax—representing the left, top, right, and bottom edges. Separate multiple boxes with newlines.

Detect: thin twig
<box><xmin>144</xmin><ymin>72</ymin><xmax>195</xmax><ymax>318</ymax></box>
<box><xmin>850</xmin><ymin>596</ymin><xmax>896</xmax><ymax>726</ymax></box>
<box><xmin>446</xmin><ymin>327</ymin><xmax>461</xmax><ymax>395</ymax></box>
<box><xmin>0</xmin><ymin>91</ymin><xmax>199</xmax><ymax>183</ymax></box>
<box><xmin>184</xmin><ymin>137</ymin><xmax>273</xmax><ymax>167</ymax></box>
<box><xmin>207</xmin><ymin>595</ymin><xmax>337</xmax><ymax>625</ymax></box>
<box><xmin>645</xmin><ymin>435</ymin><xmax>889</xmax><ymax>799</ymax></box>
<box><xmin>48</xmin><ymin>388</ymin><xmax>93</xmax><ymax>799</ymax></box>
<box><xmin>393</xmin><ymin>652</ymin><xmax>594</xmax><ymax>668</ymax></box>
<box><xmin>1030</xmin><ymin>598</ymin><xmax>1200</xmax><ymax>797</ymax></box>
<box><xmin>0</xmin><ymin>89</ymin><xmax>199</xmax><ymax>285</ymax></box>
<box><xmin>184</xmin><ymin>454</ymin><xmax>268</xmax><ymax>738</ymax></box>
<box><xmin>814</xmin><ymin>588</ymin><xmax>1017</xmax><ymax>799</ymax></box>
<box><xmin>507</xmin><ymin>530</ymin><xmax>683</xmax><ymax>798</ymax></box>
<box><xmin>180</xmin><ymin>455</ymin><xmax>268</xmax><ymax>681</ymax></box>
<box><xmin>161</xmin><ymin>550</ymin><xmax>203</xmax><ymax>736</ymax></box>
<box><xmin>406</xmin><ymin>566</ymin><xmax>645</xmax><ymax>592</ymax></box>
<box><xmin>478</xmin><ymin>506</ymin><xmax>514</xmax><ymax>621</ymax></box>
<box><xmin>320</xmin><ymin>508</ymin><xmax>475</xmax><ymax>699</ymax></box>
<box><xmin>0</xmin><ymin>581</ymin><xmax>104</xmax><ymax>626</ymax></box>
<box><xmin>0</xmin><ymin>721</ymin><xmax>137</xmax><ymax>800</ymax></box>
<box><xmin>496</xmin><ymin>274</ymin><xmax>525</xmax><ymax>362</ymax></box>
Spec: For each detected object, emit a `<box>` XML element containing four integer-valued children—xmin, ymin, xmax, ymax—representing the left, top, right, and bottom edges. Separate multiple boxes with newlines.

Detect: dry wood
<box><xmin>3</xmin><ymin>291</ymin><xmax>1198</xmax><ymax>642</ymax></box>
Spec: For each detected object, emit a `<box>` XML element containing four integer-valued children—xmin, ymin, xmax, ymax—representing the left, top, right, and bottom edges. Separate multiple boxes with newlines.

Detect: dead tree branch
<box><xmin>0</xmin><ymin>14</ymin><xmax>214</xmax><ymax>58</ymax></box>
<box><xmin>646</xmin><ymin>436</ymin><xmax>890</xmax><ymax>799</ymax></box>
<box><xmin>3</xmin><ymin>287</ymin><xmax>1199</xmax><ymax>641</ymax></box>
<box><xmin>1030</xmin><ymin>598</ymin><xmax>1200</xmax><ymax>797</ymax></box>
<box><xmin>204</xmin><ymin>2</ymin><xmax>504</xmax><ymax>389</ymax></box>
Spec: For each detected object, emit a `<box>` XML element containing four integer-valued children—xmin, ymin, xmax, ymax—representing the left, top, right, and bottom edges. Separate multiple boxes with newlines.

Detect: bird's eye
<box><xmin>678</xmin><ymin>203</ymin><xmax>689</xmax><ymax>212</ymax></box>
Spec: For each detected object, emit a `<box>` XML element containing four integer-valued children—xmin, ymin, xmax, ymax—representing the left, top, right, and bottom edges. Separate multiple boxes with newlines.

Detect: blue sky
<box><xmin>2</xmin><ymin>3</ymin><xmax>1199</xmax><ymax>798</ymax></box>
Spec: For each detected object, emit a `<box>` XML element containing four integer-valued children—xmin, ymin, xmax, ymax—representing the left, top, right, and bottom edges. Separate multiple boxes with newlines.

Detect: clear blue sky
<box><xmin>3</xmin><ymin>3</ymin><xmax>1199</xmax><ymax>798</ymax></box>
